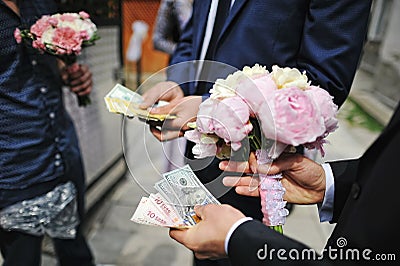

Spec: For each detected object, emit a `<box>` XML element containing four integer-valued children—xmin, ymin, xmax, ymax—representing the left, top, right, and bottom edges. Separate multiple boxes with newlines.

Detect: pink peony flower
<box><xmin>236</xmin><ymin>74</ymin><xmax>276</xmax><ymax>114</ymax></box>
<box><xmin>14</xmin><ymin>28</ymin><xmax>21</xmax><ymax>43</ymax></box>
<box><xmin>304</xmin><ymin>137</ymin><xmax>329</xmax><ymax>157</ymax></box>
<box><xmin>306</xmin><ymin>85</ymin><xmax>338</xmax><ymax>133</ymax></box>
<box><xmin>260</xmin><ymin>87</ymin><xmax>325</xmax><ymax>146</ymax></box>
<box><xmin>196</xmin><ymin>98</ymin><xmax>217</xmax><ymax>134</ymax></box>
<box><xmin>212</xmin><ymin>96</ymin><xmax>253</xmax><ymax>150</ymax></box>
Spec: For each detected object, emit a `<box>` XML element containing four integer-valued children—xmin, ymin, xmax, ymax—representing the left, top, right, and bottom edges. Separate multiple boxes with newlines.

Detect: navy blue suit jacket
<box><xmin>227</xmin><ymin>103</ymin><xmax>400</xmax><ymax>265</ymax></box>
<box><xmin>166</xmin><ymin>0</ymin><xmax>373</xmax><ymax>231</ymax></box>
<box><xmin>168</xmin><ymin>0</ymin><xmax>372</xmax><ymax>106</ymax></box>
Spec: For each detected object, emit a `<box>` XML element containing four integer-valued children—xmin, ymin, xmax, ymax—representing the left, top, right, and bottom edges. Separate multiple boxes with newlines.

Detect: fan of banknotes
<box><xmin>104</xmin><ymin>83</ymin><xmax>177</xmax><ymax>121</ymax></box>
<box><xmin>131</xmin><ymin>165</ymin><xmax>220</xmax><ymax>228</ymax></box>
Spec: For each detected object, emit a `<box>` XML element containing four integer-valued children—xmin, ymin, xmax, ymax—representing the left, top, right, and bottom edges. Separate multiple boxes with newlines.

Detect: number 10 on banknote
<box><xmin>131</xmin><ymin>165</ymin><xmax>220</xmax><ymax>228</ymax></box>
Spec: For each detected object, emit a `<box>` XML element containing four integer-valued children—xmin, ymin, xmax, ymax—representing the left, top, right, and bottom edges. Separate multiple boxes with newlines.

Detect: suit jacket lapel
<box><xmin>194</xmin><ymin>0</ymin><xmax>212</xmax><ymax>58</ymax></box>
<box><xmin>219</xmin><ymin>0</ymin><xmax>248</xmax><ymax>40</ymax></box>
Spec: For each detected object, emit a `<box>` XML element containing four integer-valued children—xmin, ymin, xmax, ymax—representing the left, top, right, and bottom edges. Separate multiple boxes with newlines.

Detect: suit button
<box><xmin>351</xmin><ymin>183</ymin><xmax>361</xmax><ymax>199</ymax></box>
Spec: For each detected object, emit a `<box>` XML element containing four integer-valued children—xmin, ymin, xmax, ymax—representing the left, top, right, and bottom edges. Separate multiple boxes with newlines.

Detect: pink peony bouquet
<box><xmin>14</xmin><ymin>11</ymin><xmax>100</xmax><ymax>107</ymax></box>
<box><xmin>184</xmin><ymin>64</ymin><xmax>338</xmax><ymax>232</ymax></box>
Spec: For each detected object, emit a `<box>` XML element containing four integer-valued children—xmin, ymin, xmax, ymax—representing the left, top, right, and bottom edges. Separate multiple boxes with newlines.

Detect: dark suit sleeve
<box><xmin>329</xmin><ymin>159</ymin><xmax>360</xmax><ymax>223</ymax></box>
<box><xmin>166</xmin><ymin>5</ymin><xmax>195</xmax><ymax>95</ymax></box>
<box><xmin>297</xmin><ymin>0</ymin><xmax>372</xmax><ymax>107</ymax></box>
<box><xmin>228</xmin><ymin>220</ymin><xmax>332</xmax><ymax>266</ymax></box>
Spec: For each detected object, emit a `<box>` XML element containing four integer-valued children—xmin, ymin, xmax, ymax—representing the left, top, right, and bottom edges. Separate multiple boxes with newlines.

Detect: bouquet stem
<box><xmin>270</xmin><ymin>225</ymin><xmax>283</xmax><ymax>234</ymax></box>
<box><xmin>65</xmin><ymin>61</ymin><xmax>91</xmax><ymax>107</ymax></box>
<box><xmin>76</xmin><ymin>93</ymin><xmax>92</xmax><ymax>107</ymax></box>
<box><xmin>256</xmin><ymin>149</ymin><xmax>289</xmax><ymax>234</ymax></box>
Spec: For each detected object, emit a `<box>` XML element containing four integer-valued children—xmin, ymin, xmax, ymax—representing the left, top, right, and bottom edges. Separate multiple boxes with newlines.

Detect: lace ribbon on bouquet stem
<box><xmin>255</xmin><ymin>147</ymin><xmax>289</xmax><ymax>234</ymax></box>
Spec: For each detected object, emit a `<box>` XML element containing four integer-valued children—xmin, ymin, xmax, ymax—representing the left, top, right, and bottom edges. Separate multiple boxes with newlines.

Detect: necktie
<box><xmin>197</xmin><ymin>0</ymin><xmax>231</xmax><ymax>94</ymax></box>
<box><xmin>205</xmin><ymin>0</ymin><xmax>231</xmax><ymax>60</ymax></box>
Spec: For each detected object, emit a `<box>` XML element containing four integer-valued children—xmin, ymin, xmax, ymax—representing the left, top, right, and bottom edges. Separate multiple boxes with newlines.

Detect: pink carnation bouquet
<box><xmin>184</xmin><ymin>64</ymin><xmax>338</xmax><ymax>233</ymax></box>
<box><xmin>14</xmin><ymin>11</ymin><xmax>100</xmax><ymax>107</ymax></box>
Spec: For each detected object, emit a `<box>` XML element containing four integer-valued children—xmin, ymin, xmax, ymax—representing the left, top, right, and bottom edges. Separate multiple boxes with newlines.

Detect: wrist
<box><xmin>224</xmin><ymin>217</ymin><xmax>253</xmax><ymax>255</ymax></box>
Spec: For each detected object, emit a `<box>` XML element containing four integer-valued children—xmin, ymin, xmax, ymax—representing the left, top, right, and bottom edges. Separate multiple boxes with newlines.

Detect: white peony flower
<box><xmin>242</xmin><ymin>63</ymin><xmax>268</xmax><ymax>78</ymax></box>
<box><xmin>271</xmin><ymin>65</ymin><xmax>310</xmax><ymax>90</ymax></box>
<box><xmin>209</xmin><ymin>71</ymin><xmax>243</xmax><ymax>99</ymax></box>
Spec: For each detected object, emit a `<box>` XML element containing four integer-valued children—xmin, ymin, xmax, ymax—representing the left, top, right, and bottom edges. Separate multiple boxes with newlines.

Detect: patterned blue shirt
<box><xmin>0</xmin><ymin>1</ymin><xmax>83</xmax><ymax>204</ymax></box>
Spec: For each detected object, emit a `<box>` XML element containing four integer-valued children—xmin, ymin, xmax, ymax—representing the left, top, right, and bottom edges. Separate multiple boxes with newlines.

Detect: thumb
<box><xmin>194</xmin><ymin>205</ymin><xmax>206</xmax><ymax>220</ymax></box>
<box><xmin>139</xmin><ymin>96</ymin><xmax>158</xmax><ymax>110</ymax></box>
<box><xmin>149</xmin><ymin>103</ymin><xmax>175</xmax><ymax>115</ymax></box>
<box><xmin>169</xmin><ymin>228</ymin><xmax>188</xmax><ymax>244</ymax></box>
<box><xmin>257</xmin><ymin>153</ymin><xmax>302</xmax><ymax>175</ymax></box>
<box><xmin>258</xmin><ymin>163</ymin><xmax>280</xmax><ymax>176</ymax></box>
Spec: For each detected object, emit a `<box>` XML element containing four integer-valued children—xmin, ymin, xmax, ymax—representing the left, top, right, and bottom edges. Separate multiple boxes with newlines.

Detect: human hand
<box><xmin>220</xmin><ymin>153</ymin><xmax>326</xmax><ymax>204</ymax></box>
<box><xmin>169</xmin><ymin>204</ymin><xmax>245</xmax><ymax>260</ymax></box>
<box><xmin>149</xmin><ymin>96</ymin><xmax>203</xmax><ymax>141</ymax></box>
<box><xmin>219</xmin><ymin>152</ymin><xmax>260</xmax><ymax>197</ymax></box>
<box><xmin>139</xmin><ymin>81</ymin><xmax>184</xmax><ymax>113</ymax></box>
<box><xmin>263</xmin><ymin>153</ymin><xmax>326</xmax><ymax>204</ymax></box>
<box><xmin>61</xmin><ymin>63</ymin><xmax>93</xmax><ymax>96</ymax></box>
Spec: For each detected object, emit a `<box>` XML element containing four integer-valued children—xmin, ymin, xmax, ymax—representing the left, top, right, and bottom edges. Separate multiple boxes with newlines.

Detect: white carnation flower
<box><xmin>41</xmin><ymin>28</ymin><xmax>55</xmax><ymax>44</ymax></box>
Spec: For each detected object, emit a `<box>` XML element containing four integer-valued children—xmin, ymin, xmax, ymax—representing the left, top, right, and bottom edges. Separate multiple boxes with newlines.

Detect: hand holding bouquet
<box><xmin>15</xmin><ymin>11</ymin><xmax>100</xmax><ymax>106</ymax></box>
<box><xmin>184</xmin><ymin>64</ymin><xmax>339</xmax><ymax>232</ymax></box>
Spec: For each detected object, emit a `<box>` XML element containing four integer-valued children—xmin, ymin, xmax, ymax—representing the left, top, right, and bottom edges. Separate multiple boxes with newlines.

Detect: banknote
<box><xmin>131</xmin><ymin>194</ymin><xmax>191</xmax><ymax>228</ymax></box>
<box><xmin>149</xmin><ymin>193</ymin><xmax>183</xmax><ymax>226</ymax></box>
<box><xmin>161</xmin><ymin>165</ymin><xmax>220</xmax><ymax>225</ymax></box>
<box><xmin>130</xmin><ymin>196</ymin><xmax>175</xmax><ymax>227</ymax></box>
<box><xmin>104</xmin><ymin>83</ymin><xmax>177</xmax><ymax>121</ymax></box>
<box><xmin>130</xmin><ymin>165</ymin><xmax>220</xmax><ymax>228</ymax></box>
<box><xmin>162</xmin><ymin>165</ymin><xmax>220</xmax><ymax>206</ymax></box>
<box><xmin>154</xmin><ymin>178</ymin><xmax>193</xmax><ymax>225</ymax></box>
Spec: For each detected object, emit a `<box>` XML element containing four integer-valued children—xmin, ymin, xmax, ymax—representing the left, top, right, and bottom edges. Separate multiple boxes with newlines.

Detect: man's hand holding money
<box><xmin>140</xmin><ymin>81</ymin><xmax>202</xmax><ymax>141</ymax></box>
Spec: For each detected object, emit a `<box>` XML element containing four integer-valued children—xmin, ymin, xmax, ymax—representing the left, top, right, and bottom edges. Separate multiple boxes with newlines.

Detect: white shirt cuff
<box><xmin>319</xmin><ymin>163</ymin><xmax>335</xmax><ymax>222</ymax></box>
<box><xmin>224</xmin><ymin>217</ymin><xmax>253</xmax><ymax>255</ymax></box>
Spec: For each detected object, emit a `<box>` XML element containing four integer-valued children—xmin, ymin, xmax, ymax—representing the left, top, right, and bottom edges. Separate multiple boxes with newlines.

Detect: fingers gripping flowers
<box><xmin>14</xmin><ymin>11</ymin><xmax>100</xmax><ymax>107</ymax></box>
<box><xmin>184</xmin><ymin>64</ymin><xmax>339</xmax><ymax>230</ymax></box>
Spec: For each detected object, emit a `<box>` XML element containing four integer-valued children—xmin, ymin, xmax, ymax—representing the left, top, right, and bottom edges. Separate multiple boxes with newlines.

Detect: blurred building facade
<box><xmin>361</xmin><ymin>0</ymin><xmax>400</xmax><ymax>112</ymax></box>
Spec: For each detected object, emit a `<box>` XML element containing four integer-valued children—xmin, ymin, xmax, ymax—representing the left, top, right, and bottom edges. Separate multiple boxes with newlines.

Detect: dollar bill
<box><xmin>104</xmin><ymin>83</ymin><xmax>176</xmax><ymax>121</ymax></box>
<box><xmin>130</xmin><ymin>165</ymin><xmax>220</xmax><ymax>228</ymax></box>
<box><xmin>154</xmin><ymin>178</ymin><xmax>190</xmax><ymax>225</ymax></box>
<box><xmin>162</xmin><ymin>165</ymin><xmax>220</xmax><ymax>205</ymax></box>
<box><xmin>160</xmin><ymin>165</ymin><xmax>220</xmax><ymax>225</ymax></box>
